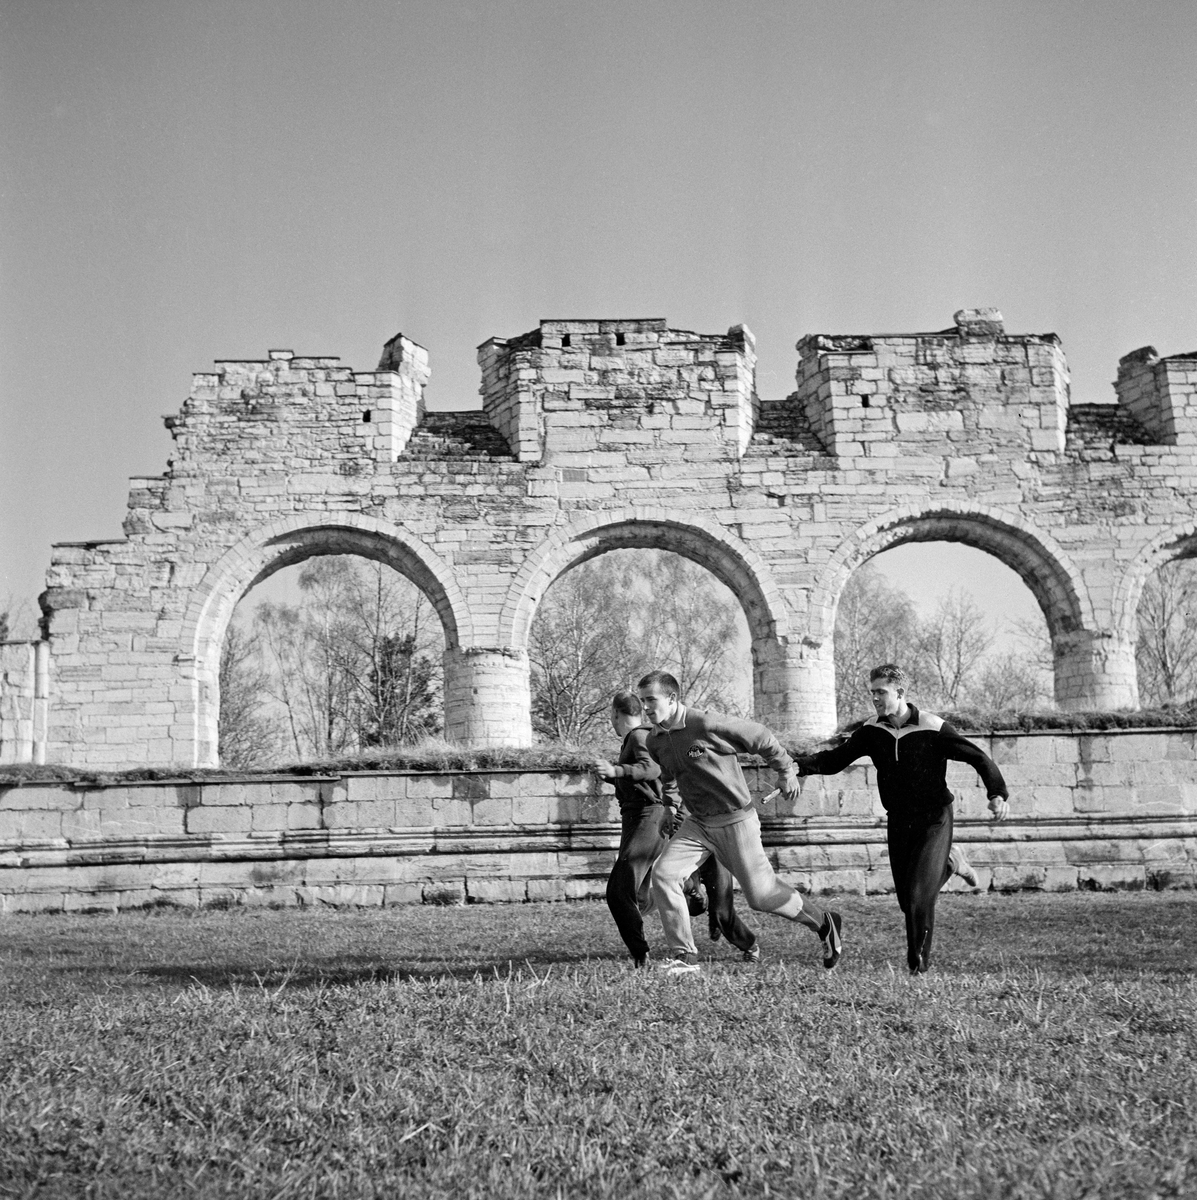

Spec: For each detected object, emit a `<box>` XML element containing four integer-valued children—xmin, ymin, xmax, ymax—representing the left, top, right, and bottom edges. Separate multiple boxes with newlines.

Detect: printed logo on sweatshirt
<box><xmin>687</xmin><ymin>746</ymin><xmax>705</xmax><ymax>758</ymax></box>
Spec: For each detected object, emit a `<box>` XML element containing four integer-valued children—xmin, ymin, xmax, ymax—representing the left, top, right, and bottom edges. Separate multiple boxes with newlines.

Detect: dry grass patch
<box><xmin>2</xmin><ymin>893</ymin><xmax>1195</xmax><ymax>1199</ymax></box>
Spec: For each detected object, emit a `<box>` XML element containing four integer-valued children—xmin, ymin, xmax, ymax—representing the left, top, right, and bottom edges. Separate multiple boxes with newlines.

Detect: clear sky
<box><xmin>3</xmin><ymin>0</ymin><xmax>1196</xmax><ymax>630</ymax></box>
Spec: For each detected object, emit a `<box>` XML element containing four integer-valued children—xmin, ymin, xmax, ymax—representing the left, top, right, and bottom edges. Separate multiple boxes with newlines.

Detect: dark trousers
<box><xmin>694</xmin><ymin>855</ymin><xmax>757</xmax><ymax>954</ymax></box>
<box><xmin>606</xmin><ymin>803</ymin><xmax>673</xmax><ymax>961</ymax></box>
<box><xmin>887</xmin><ymin>804</ymin><xmax>953</xmax><ymax>972</ymax></box>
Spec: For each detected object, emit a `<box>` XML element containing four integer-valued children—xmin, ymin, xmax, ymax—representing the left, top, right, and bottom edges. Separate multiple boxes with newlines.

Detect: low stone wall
<box><xmin>1</xmin><ymin>728</ymin><xmax>1194</xmax><ymax>913</ymax></box>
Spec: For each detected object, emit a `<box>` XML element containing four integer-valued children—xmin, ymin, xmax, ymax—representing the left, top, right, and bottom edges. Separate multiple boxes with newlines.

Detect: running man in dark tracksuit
<box><xmin>594</xmin><ymin>691</ymin><xmax>760</xmax><ymax>967</ymax></box>
<box><xmin>796</xmin><ymin>663</ymin><xmax>1010</xmax><ymax>974</ymax></box>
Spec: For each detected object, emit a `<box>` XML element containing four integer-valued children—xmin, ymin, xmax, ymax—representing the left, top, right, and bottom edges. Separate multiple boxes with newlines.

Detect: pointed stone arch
<box><xmin>181</xmin><ymin>515</ymin><xmax>471</xmax><ymax>767</ymax></box>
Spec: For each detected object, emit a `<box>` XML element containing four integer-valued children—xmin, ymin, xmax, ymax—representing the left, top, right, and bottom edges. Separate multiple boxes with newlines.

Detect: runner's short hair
<box><xmin>637</xmin><ymin>670</ymin><xmax>681</xmax><ymax>696</ymax></box>
<box><xmin>612</xmin><ymin>690</ymin><xmax>641</xmax><ymax>716</ymax></box>
<box><xmin>869</xmin><ymin>663</ymin><xmax>909</xmax><ymax>689</ymax></box>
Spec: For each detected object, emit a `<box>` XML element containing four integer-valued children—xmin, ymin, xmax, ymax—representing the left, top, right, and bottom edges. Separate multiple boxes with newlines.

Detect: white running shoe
<box><xmin>656</xmin><ymin>954</ymin><xmax>700</xmax><ymax>975</ymax></box>
<box><xmin>948</xmin><ymin>844</ymin><xmax>979</xmax><ymax>888</ymax></box>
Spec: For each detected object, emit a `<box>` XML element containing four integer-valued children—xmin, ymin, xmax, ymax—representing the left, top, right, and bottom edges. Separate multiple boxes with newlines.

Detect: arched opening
<box><xmin>220</xmin><ymin>554</ymin><xmax>447</xmax><ymax>767</ymax></box>
<box><xmin>528</xmin><ymin>548</ymin><xmax>752</xmax><ymax>742</ymax></box>
<box><xmin>815</xmin><ymin>505</ymin><xmax>1090</xmax><ymax>720</ymax></box>
<box><xmin>1130</xmin><ymin>532</ymin><xmax>1197</xmax><ymax>711</ymax></box>
<box><xmin>501</xmin><ymin>511</ymin><xmax>796</xmax><ymax>737</ymax></box>
<box><xmin>834</xmin><ymin>543</ymin><xmax>1054</xmax><ymax>723</ymax></box>
<box><xmin>184</xmin><ymin>519</ymin><xmax>469</xmax><ymax>768</ymax></box>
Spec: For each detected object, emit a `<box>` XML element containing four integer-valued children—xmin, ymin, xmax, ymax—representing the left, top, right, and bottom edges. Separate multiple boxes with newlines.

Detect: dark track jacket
<box><xmin>645</xmin><ymin>707</ymin><xmax>794</xmax><ymax>825</ymax></box>
<box><xmin>796</xmin><ymin>704</ymin><xmax>1008</xmax><ymax>818</ymax></box>
<box><xmin>607</xmin><ymin>727</ymin><xmax>678</xmax><ymax>813</ymax></box>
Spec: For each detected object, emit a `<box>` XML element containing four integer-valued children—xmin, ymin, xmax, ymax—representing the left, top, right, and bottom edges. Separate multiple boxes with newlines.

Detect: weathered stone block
<box><xmin>251</xmin><ymin>804</ymin><xmax>291</xmax><ymax>832</ymax></box>
<box><xmin>563</xmin><ymin>878</ymin><xmax>606</xmax><ymax>900</ymax></box>
<box><xmin>1</xmin><ymin>810</ymin><xmax>63</xmax><ymax>841</ymax></box>
<box><xmin>431</xmin><ymin>795</ymin><xmax>472</xmax><ymax>825</ymax></box>
<box><xmin>512</xmin><ymin>794</ymin><xmax>551</xmax><ymax>824</ymax></box>
<box><xmin>383</xmin><ymin>883</ymin><xmax>424</xmax><ymax>906</ymax></box>
<box><xmin>423</xmin><ymin>880</ymin><xmax>466</xmax><ymax>905</ymax></box>
<box><xmin>345</xmin><ymin>775</ymin><xmax>404</xmax><ymax>803</ymax></box>
<box><xmin>0</xmin><ymin>785</ymin><xmax>75</xmax><ymax>812</ymax></box>
<box><xmin>392</xmin><ymin>797</ymin><xmax>435</xmax><ymax>827</ymax></box>
<box><xmin>468</xmin><ymin>878</ymin><xmax>526</xmax><ymax>904</ymax></box>
<box><xmin>472</xmin><ymin>796</ymin><xmax>513</xmax><ymax>826</ymax></box>
<box><xmin>287</xmin><ymin>804</ymin><xmax>322</xmax><ymax>831</ymax></box>
<box><xmin>527</xmin><ymin>877</ymin><xmax>568</xmax><ymax>902</ymax></box>
<box><xmin>992</xmin><ymin>863</ymin><xmax>1050</xmax><ymax>891</ymax></box>
<box><xmin>187</xmin><ymin>805</ymin><xmax>252</xmax><ymax>834</ymax></box>
<box><xmin>1077</xmin><ymin>864</ymin><xmax>1145</xmax><ymax>891</ymax></box>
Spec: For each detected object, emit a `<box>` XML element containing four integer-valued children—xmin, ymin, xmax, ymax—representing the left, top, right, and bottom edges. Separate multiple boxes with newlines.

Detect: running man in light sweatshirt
<box><xmin>594</xmin><ymin>690</ymin><xmax>761</xmax><ymax>967</ymax></box>
<box><xmin>638</xmin><ymin>670</ymin><xmax>842</xmax><ymax>974</ymax></box>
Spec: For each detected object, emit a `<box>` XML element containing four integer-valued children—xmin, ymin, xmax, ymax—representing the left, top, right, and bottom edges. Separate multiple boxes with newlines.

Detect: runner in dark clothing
<box><xmin>595</xmin><ymin>691</ymin><xmax>759</xmax><ymax>966</ymax></box>
<box><xmin>796</xmin><ymin>663</ymin><xmax>1010</xmax><ymax>974</ymax></box>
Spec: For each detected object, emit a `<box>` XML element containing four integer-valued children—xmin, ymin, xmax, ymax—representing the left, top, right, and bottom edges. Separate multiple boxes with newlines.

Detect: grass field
<box><xmin>2</xmin><ymin>892</ymin><xmax>1196</xmax><ymax>1199</ymax></box>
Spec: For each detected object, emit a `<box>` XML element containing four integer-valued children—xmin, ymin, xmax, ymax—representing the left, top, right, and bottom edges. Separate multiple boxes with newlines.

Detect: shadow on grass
<box><xmin>135</xmin><ymin>948</ymin><xmax>616</xmax><ymax>989</ymax></box>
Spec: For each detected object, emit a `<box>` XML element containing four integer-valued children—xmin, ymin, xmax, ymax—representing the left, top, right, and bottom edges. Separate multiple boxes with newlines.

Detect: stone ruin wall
<box><xmin>4</xmin><ymin>308</ymin><xmax>1197</xmax><ymax>770</ymax></box>
<box><xmin>2</xmin><ymin>729</ymin><xmax>1194</xmax><ymax>913</ymax></box>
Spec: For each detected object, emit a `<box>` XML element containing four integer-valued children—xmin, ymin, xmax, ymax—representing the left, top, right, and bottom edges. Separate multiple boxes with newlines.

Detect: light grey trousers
<box><xmin>650</xmin><ymin>809</ymin><xmax>805</xmax><ymax>956</ymax></box>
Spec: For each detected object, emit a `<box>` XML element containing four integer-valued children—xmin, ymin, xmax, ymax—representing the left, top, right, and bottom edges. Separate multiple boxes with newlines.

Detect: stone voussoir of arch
<box><xmin>808</xmin><ymin>499</ymin><xmax>1095</xmax><ymax>645</ymax></box>
<box><xmin>499</xmin><ymin>505</ymin><xmax>791</xmax><ymax>651</ymax></box>
<box><xmin>1111</xmin><ymin>516</ymin><xmax>1197</xmax><ymax>646</ymax></box>
<box><xmin>183</xmin><ymin>513</ymin><xmax>473</xmax><ymax>662</ymax></box>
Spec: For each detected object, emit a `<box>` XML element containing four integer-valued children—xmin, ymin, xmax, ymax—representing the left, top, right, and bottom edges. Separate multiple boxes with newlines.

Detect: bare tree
<box><xmin>967</xmin><ymin>648</ymin><xmax>1053</xmax><ymax>711</ymax></box>
<box><xmin>529</xmin><ymin>550</ymin><xmax>753</xmax><ymax>742</ymax></box>
<box><xmin>833</xmin><ymin>565</ymin><xmax>922</xmax><ymax>722</ymax></box>
<box><xmin>530</xmin><ymin>560</ymin><xmax>638</xmax><ymax>741</ymax></box>
<box><xmin>630</xmin><ymin>552</ymin><xmax>749</xmax><ymax>714</ymax></box>
<box><xmin>962</xmin><ymin>613</ymin><xmax>1056</xmax><ymax>711</ymax></box>
<box><xmin>329</xmin><ymin>559</ymin><xmax>444</xmax><ymax>744</ymax></box>
<box><xmin>0</xmin><ymin>596</ymin><xmax>39</xmax><ymax>642</ymax></box>
<box><xmin>915</xmin><ymin>588</ymin><xmax>995</xmax><ymax>708</ymax></box>
<box><xmin>1136</xmin><ymin>558</ymin><xmax>1197</xmax><ymax>705</ymax></box>
<box><xmin>218</xmin><ymin>620</ymin><xmax>281</xmax><ymax>768</ymax></box>
<box><xmin>248</xmin><ymin>556</ymin><xmax>444</xmax><ymax>760</ymax></box>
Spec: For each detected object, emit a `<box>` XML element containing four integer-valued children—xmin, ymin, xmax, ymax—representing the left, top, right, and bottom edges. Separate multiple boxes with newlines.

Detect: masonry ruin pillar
<box><xmin>753</xmin><ymin>637</ymin><xmax>838</xmax><ymax>742</ymax></box>
<box><xmin>1053</xmin><ymin>632</ymin><xmax>1139</xmax><ymax>712</ymax></box>
<box><xmin>443</xmin><ymin>648</ymin><xmax>533</xmax><ymax>747</ymax></box>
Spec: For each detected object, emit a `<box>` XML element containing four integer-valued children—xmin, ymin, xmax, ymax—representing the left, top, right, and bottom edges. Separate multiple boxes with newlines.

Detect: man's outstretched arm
<box><xmin>796</xmin><ymin>728</ymin><xmax>868</xmax><ymax>778</ymax></box>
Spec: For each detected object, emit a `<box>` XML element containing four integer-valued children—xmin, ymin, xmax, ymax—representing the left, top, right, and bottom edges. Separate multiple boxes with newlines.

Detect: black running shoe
<box><xmin>820</xmin><ymin>911</ymin><xmax>843</xmax><ymax>969</ymax></box>
<box><xmin>909</xmin><ymin>931</ymin><xmax>930</xmax><ymax>975</ymax></box>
